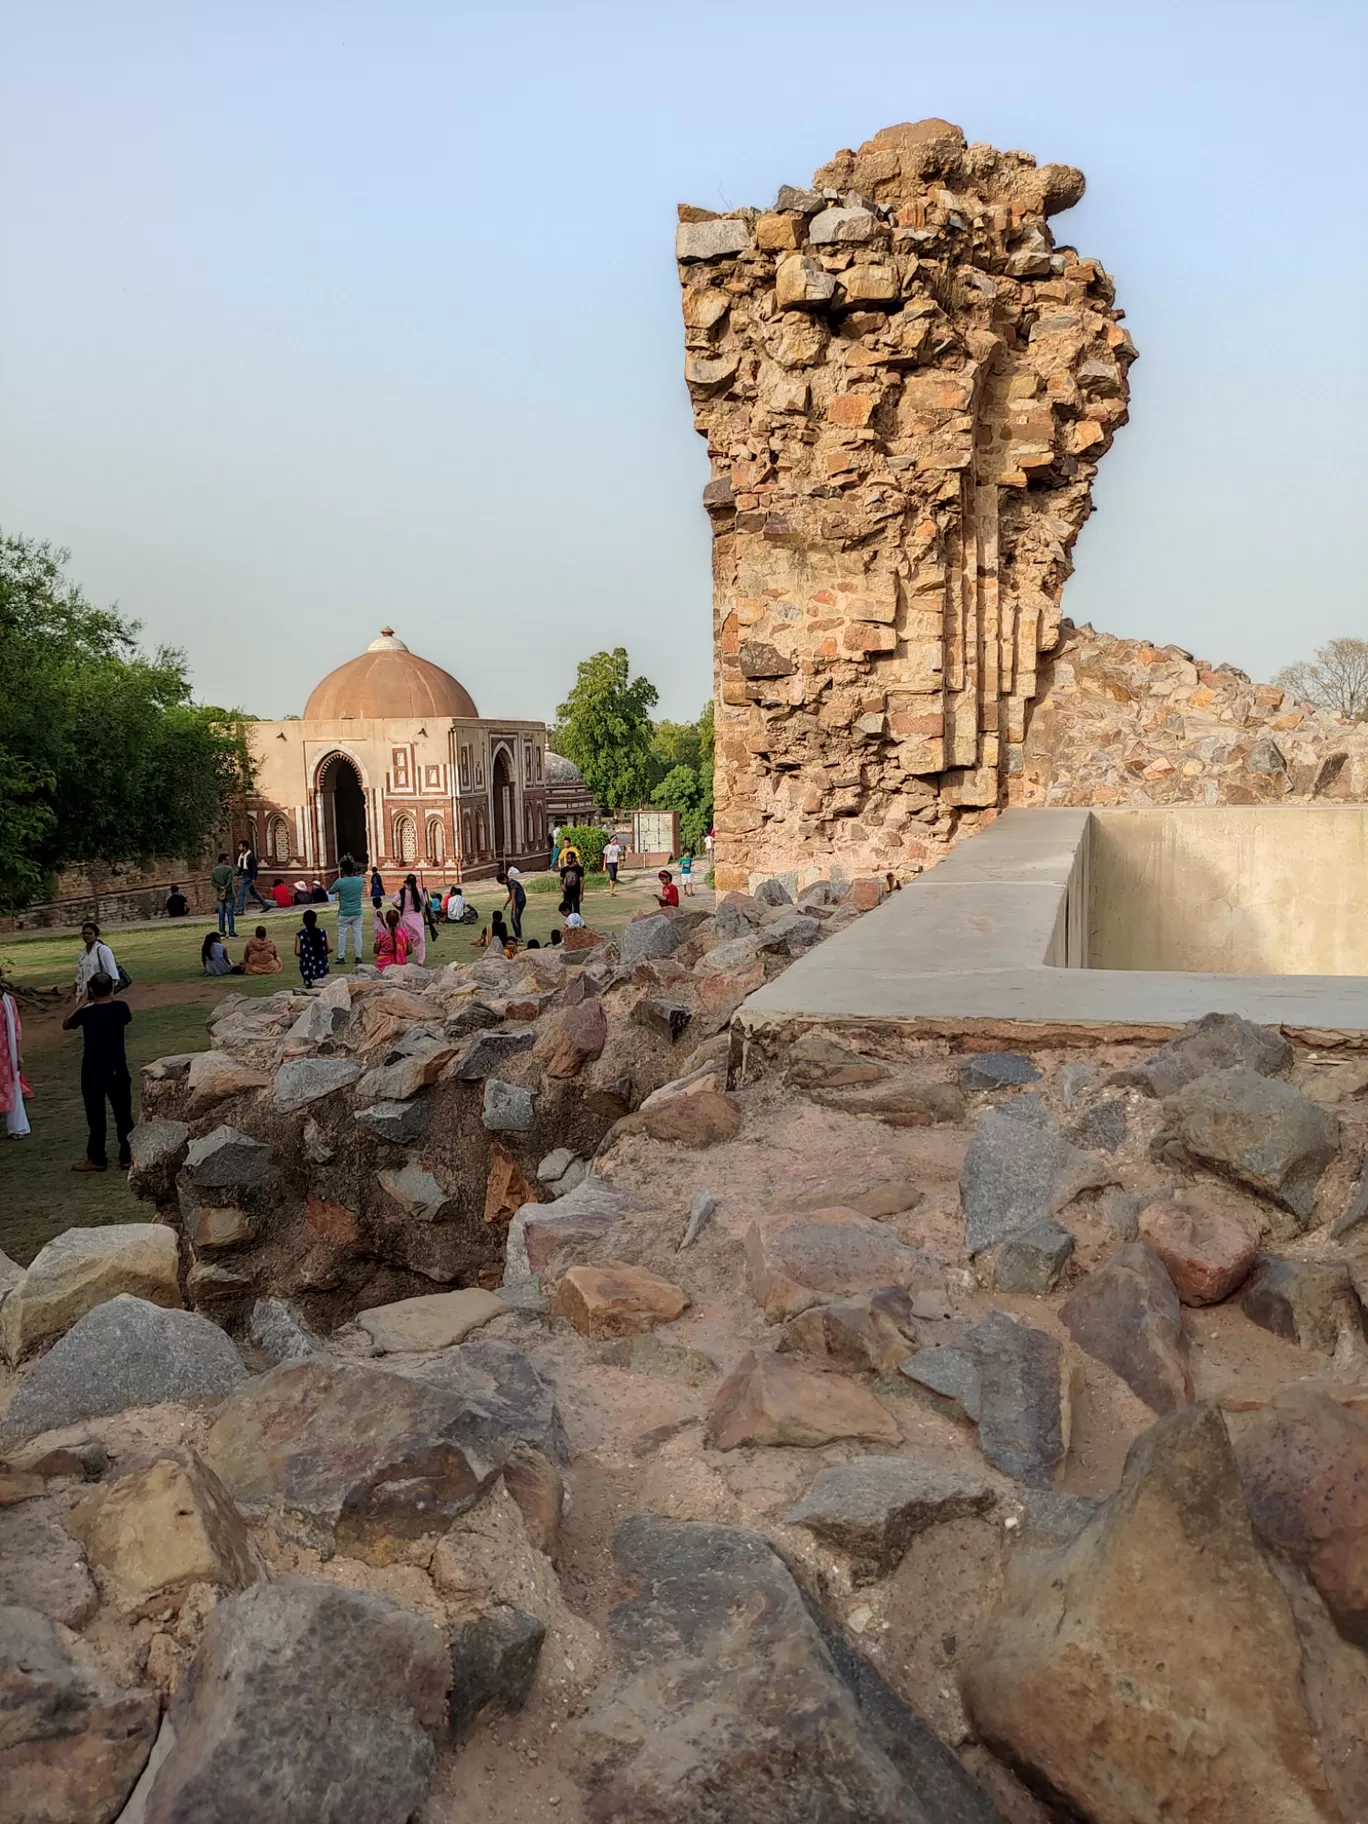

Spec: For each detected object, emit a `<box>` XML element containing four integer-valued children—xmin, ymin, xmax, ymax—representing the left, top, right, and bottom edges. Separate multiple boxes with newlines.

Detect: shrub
<box><xmin>557</xmin><ymin>825</ymin><xmax>610</xmax><ymax>871</ymax></box>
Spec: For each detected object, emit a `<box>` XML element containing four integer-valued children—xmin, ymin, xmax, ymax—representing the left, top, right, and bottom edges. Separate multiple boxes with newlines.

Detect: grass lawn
<box><xmin>0</xmin><ymin>869</ymin><xmax>685</xmax><ymax>1265</ymax></box>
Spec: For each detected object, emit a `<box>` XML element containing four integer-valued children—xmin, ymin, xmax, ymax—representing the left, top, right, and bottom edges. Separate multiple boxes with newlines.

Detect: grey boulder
<box><xmin>1116</xmin><ymin>1011</ymin><xmax>1292</xmax><ymax>1098</ymax></box>
<box><xmin>619</xmin><ymin>913</ymin><xmax>685</xmax><ymax>965</ymax></box>
<box><xmin>580</xmin><ymin>1515</ymin><xmax>1004</xmax><ymax>1823</ymax></box>
<box><xmin>967</xmin><ymin>1310</ymin><xmax>1070</xmax><ymax>1488</ymax></box>
<box><xmin>182</xmin><ymin>1125</ymin><xmax>271</xmax><ymax>1190</ymax></box>
<box><xmin>960</xmin><ymin>1053</ymin><xmax>1041</xmax><ymax>1091</ymax></box>
<box><xmin>483</xmin><ymin>1077</ymin><xmax>536</xmax><ymax>1132</ymax></box>
<box><xmin>141</xmin><ymin>1577</ymin><xmax>449</xmax><ymax>1824</ymax></box>
<box><xmin>448</xmin><ymin>1607</ymin><xmax>545</xmax><ymax>1738</ymax></box>
<box><xmin>1153</xmin><ymin>1067</ymin><xmax>1339</xmax><ymax>1223</ymax></box>
<box><xmin>354</xmin><ymin>1098</ymin><xmax>431</xmax><ymax>1143</ymax></box>
<box><xmin>1060</xmin><ymin>1243</ymin><xmax>1193</xmax><ymax>1415</ymax></box>
<box><xmin>271</xmin><ymin>1056</ymin><xmax>363</xmax><ymax>1112</ymax></box>
<box><xmin>960</xmin><ymin>1108</ymin><xmax>1113</xmax><ymax>1254</ymax></box>
<box><xmin>786</xmin><ymin>1457</ymin><xmax>994</xmax><ymax>1582</ymax></box>
<box><xmin>0</xmin><ymin>1297</ymin><xmax>247</xmax><ymax>1445</ymax></box>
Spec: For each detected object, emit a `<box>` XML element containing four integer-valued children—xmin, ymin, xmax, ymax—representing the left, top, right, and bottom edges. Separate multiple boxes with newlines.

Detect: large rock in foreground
<box><xmin>1154</xmin><ymin>1068</ymin><xmax>1339</xmax><ymax>1223</ymax></box>
<box><xmin>1116</xmin><ymin>1012</ymin><xmax>1292</xmax><ymax>1098</ymax></box>
<box><xmin>1059</xmin><ymin>1243</ymin><xmax>1193</xmax><ymax>1415</ymax></box>
<box><xmin>960</xmin><ymin>1109</ymin><xmax>1112</xmax><ymax>1255</ymax></box>
<box><xmin>0</xmin><ymin>1224</ymin><xmax>181</xmax><ymax>1365</ymax></box>
<box><xmin>0</xmin><ymin>1297</ymin><xmax>247</xmax><ymax>1446</ymax></box>
<box><xmin>0</xmin><ymin>1601</ymin><xmax>159</xmax><ymax>1824</ymax></box>
<box><xmin>962</xmin><ymin>1404</ymin><xmax>1339</xmax><ymax>1823</ymax></box>
<box><xmin>1235</xmin><ymin>1385</ymin><xmax>1368</xmax><ymax>1647</ymax></box>
<box><xmin>203</xmin><ymin>1358</ymin><xmax>508</xmax><ymax>1561</ymax></box>
<box><xmin>141</xmin><ymin>1577</ymin><xmax>449</xmax><ymax>1824</ymax></box>
<box><xmin>579</xmin><ymin>1514</ymin><xmax>1005</xmax><ymax>1823</ymax></box>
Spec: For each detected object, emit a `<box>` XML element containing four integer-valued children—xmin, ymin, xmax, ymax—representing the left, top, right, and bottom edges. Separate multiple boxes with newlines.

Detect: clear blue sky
<box><xmin>2</xmin><ymin>2</ymin><xmax>1364</xmax><ymax>724</ymax></box>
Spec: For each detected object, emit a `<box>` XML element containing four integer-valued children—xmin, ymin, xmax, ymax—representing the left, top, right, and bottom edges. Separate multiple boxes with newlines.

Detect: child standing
<box><xmin>294</xmin><ymin>908</ymin><xmax>331</xmax><ymax>988</ymax></box>
<box><xmin>679</xmin><ymin>850</ymin><xmax>694</xmax><ymax>897</ymax></box>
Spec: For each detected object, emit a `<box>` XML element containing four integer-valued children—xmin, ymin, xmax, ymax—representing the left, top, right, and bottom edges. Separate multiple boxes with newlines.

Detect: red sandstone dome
<box><xmin>303</xmin><ymin>629</ymin><xmax>480</xmax><ymax>721</ymax></box>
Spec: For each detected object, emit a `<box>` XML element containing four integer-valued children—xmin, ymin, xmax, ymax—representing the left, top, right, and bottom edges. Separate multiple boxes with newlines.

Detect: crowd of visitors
<box><xmin>26</xmin><ymin>835</ymin><xmax>720</xmax><ymax>1167</ymax></box>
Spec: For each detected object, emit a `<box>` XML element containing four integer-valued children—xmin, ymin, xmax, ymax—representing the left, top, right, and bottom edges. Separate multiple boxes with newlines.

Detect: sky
<box><xmin>2</xmin><ymin>1</ymin><xmax>1364</xmax><ymax>724</ymax></box>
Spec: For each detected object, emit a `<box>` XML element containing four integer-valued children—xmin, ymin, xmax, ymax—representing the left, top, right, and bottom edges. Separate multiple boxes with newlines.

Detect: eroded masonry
<box><xmin>678</xmin><ymin>118</ymin><xmax>1136</xmax><ymax>890</ymax></box>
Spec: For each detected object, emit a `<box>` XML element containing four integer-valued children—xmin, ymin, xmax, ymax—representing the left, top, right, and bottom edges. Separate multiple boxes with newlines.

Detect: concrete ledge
<box><xmin>741</xmin><ymin>808</ymin><xmax>1368</xmax><ymax>1041</ymax></box>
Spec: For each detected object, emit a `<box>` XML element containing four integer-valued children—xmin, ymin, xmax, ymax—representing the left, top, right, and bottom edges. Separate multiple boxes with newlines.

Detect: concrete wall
<box><xmin>1087</xmin><ymin>806</ymin><xmax>1368</xmax><ymax>975</ymax></box>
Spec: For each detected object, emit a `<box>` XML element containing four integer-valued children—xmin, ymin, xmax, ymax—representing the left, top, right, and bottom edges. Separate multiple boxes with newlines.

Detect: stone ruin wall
<box><xmin>678</xmin><ymin>119</ymin><xmax>1137</xmax><ymax>893</ymax></box>
<box><xmin>680</xmin><ymin>119</ymin><xmax>1368</xmax><ymax>892</ymax></box>
<box><xmin>1018</xmin><ymin>621</ymin><xmax>1368</xmax><ymax>807</ymax></box>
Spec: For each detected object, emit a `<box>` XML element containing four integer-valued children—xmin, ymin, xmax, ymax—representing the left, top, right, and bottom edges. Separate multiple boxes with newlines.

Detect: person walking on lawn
<box><xmin>211</xmin><ymin>852</ymin><xmax>237</xmax><ymax>936</ymax></box>
<box><xmin>559</xmin><ymin>847</ymin><xmax>584</xmax><ymax>919</ymax></box>
<box><xmin>64</xmin><ymin>971</ymin><xmax>134</xmax><ymax>1172</ymax></box>
<box><xmin>602</xmin><ymin>835</ymin><xmax>622</xmax><ymax>896</ymax></box>
<box><xmin>497</xmin><ymin>865</ymin><xmax>526</xmax><ymax>939</ymax></box>
<box><xmin>334</xmin><ymin>856</ymin><xmax>365</xmax><ymax>965</ymax></box>
<box><xmin>235</xmin><ymin>839</ymin><xmax>271</xmax><ymax>914</ymax></box>
<box><xmin>74</xmin><ymin>923</ymin><xmax>121</xmax><ymax>1002</ymax></box>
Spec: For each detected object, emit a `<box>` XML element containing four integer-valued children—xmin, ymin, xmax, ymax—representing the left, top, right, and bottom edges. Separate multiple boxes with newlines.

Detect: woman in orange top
<box><xmin>375</xmin><ymin>905</ymin><xmax>409</xmax><ymax>971</ymax></box>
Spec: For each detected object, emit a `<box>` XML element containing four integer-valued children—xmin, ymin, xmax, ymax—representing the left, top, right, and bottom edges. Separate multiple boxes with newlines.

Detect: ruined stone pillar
<box><xmin>677</xmin><ymin>119</ymin><xmax>1135</xmax><ymax>892</ymax></box>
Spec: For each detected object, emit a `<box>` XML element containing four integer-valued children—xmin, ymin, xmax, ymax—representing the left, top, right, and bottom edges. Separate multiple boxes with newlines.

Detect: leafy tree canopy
<box><xmin>554</xmin><ymin>647</ymin><xmax>659</xmax><ymax>816</ymax></box>
<box><xmin>0</xmin><ymin>531</ymin><xmax>254</xmax><ymax>912</ymax></box>
<box><xmin>649</xmin><ymin>697</ymin><xmax>714</xmax><ymax>851</ymax></box>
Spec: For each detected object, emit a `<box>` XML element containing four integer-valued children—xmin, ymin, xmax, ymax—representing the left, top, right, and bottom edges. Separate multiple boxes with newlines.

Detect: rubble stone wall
<box><xmin>678</xmin><ymin>119</ymin><xmax>1137</xmax><ymax>892</ymax></box>
<box><xmin>1019</xmin><ymin>620</ymin><xmax>1368</xmax><ymax>808</ymax></box>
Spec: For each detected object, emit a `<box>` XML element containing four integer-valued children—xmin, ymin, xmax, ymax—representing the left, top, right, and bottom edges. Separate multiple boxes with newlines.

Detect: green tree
<box><xmin>649</xmin><ymin>697</ymin><xmax>715</xmax><ymax>851</ymax></box>
<box><xmin>0</xmin><ymin>531</ymin><xmax>255</xmax><ymax>912</ymax></box>
<box><xmin>554</xmin><ymin>648</ymin><xmax>659</xmax><ymax>815</ymax></box>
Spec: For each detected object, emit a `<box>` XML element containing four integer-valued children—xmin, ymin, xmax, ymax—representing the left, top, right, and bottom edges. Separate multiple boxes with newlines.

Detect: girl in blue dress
<box><xmin>294</xmin><ymin>908</ymin><xmax>331</xmax><ymax>988</ymax></box>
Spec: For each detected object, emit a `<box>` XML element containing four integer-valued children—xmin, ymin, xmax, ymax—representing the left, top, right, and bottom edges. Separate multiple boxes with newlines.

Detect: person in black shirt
<box><xmin>63</xmin><ymin>972</ymin><xmax>134</xmax><ymax>1172</ymax></box>
<box><xmin>165</xmin><ymin>884</ymin><xmax>190</xmax><ymax>918</ymax></box>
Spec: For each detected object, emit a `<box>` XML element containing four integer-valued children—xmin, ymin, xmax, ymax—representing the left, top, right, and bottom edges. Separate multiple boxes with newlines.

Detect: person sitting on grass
<box><xmin>549</xmin><ymin>928</ymin><xmax>563</xmax><ymax>947</ymax></box>
<box><xmin>656</xmin><ymin>869</ymin><xmax>679</xmax><ymax>909</ymax></box>
<box><xmin>201</xmin><ymin>932</ymin><xmax>242</xmax><ymax>976</ymax></box>
<box><xmin>242</xmin><ymin>926</ymin><xmax>282</xmax><ymax>975</ymax></box>
<box><xmin>294</xmin><ymin>907</ymin><xmax>330</xmax><ymax>988</ymax></box>
<box><xmin>165</xmin><ymin>883</ymin><xmax>190</xmax><ymax>918</ymax></box>
<box><xmin>271</xmin><ymin>877</ymin><xmax>293</xmax><ymax>909</ymax></box>
<box><xmin>478</xmin><ymin>911</ymin><xmax>511</xmax><ymax>956</ymax></box>
<box><xmin>375</xmin><ymin>905</ymin><xmax>408</xmax><ymax>971</ymax></box>
<box><xmin>309</xmin><ymin>878</ymin><xmax>330</xmax><ymax>904</ymax></box>
<box><xmin>62</xmin><ymin>971</ymin><xmax>134</xmax><ymax>1174</ymax></box>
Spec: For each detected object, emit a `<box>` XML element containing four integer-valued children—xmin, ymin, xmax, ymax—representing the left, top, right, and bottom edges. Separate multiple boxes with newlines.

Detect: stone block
<box><xmin>67</xmin><ymin>1449</ymin><xmax>257</xmax><ymax>1610</ymax></box>
<box><xmin>786</xmin><ymin>1457</ymin><xmax>994</xmax><ymax>1581</ymax></box>
<box><xmin>356</xmin><ymin>1288</ymin><xmax>507</xmax><ymax>1353</ymax></box>
<box><xmin>707</xmin><ymin>1350</ymin><xmax>900</xmax><ymax>1450</ymax></box>
<box><xmin>0</xmin><ymin>1297</ymin><xmax>247</xmax><ymax>1446</ymax></box>
<box><xmin>552</xmin><ymin>1263</ymin><xmax>690</xmax><ymax>1339</ymax></box>
<box><xmin>0</xmin><ymin>1224</ymin><xmax>181</xmax><ymax>1365</ymax></box>
<box><xmin>676</xmin><ymin>217</ymin><xmax>753</xmax><ymax>261</ymax></box>
<box><xmin>483</xmin><ymin>1078</ymin><xmax>536</xmax><ymax>1132</ymax></box>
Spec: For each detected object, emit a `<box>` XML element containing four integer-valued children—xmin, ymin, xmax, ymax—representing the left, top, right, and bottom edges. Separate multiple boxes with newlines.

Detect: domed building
<box><xmin>241</xmin><ymin>630</ymin><xmax>550</xmax><ymax>882</ymax></box>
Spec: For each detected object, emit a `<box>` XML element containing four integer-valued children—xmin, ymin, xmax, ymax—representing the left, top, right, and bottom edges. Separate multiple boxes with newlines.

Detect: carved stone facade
<box><xmin>678</xmin><ymin>119</ymin><xmax>1136</xmax><ymax>891</ymax></box>
<box><xmin>243</xmin><ymin>630</ymin><xmax>550</xmax><ymax>884</ymax></box>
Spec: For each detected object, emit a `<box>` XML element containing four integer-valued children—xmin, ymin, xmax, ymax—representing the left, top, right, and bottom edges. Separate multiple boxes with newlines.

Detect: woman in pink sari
<box><xmin>1</xmin><ymin>988</ymin><xmax>32</xmax><ymax>1139</ymax></box>
<box><xmin>394</xmin><ymin>874</ymin><xmax>426</xmax><ymax>967</ymax></box>
<box><xmin>375</xmin><ymin>906</ymin><xmax>409</xmax><ymax>972</ymax></box>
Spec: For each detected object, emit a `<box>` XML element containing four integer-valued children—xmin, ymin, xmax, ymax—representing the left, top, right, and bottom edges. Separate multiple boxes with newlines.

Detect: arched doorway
<box><xmin>318</xmin><ymin>753</ymin><xmax>367</xmax><ymax>868</ymax></box>
<box><xmin>492</xmin><ymin>747</ymin><xmax>513</xmax><ymax>862</ymax></box>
